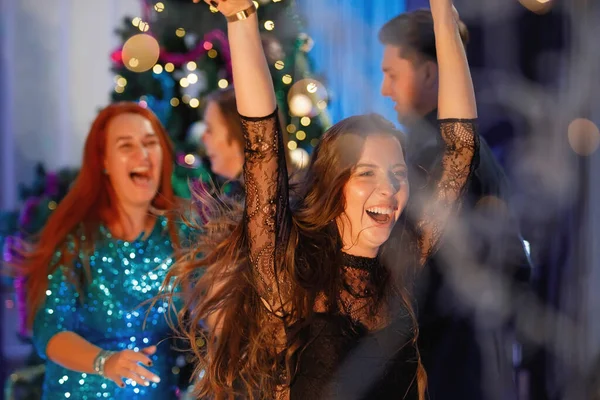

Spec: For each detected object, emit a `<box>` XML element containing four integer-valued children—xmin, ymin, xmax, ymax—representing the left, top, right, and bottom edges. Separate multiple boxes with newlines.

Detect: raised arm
<box><xmin>210</xmin><ymin>0</ymin><xmax>276</xmax><ymax>116</ymax></box>
<box><xmin>416</xmin><ymin>1</ymin><xmax>479</xmax><ymax>264</ymax></box>
<box><xmin>208</xmin><ymin>0</ymin><xmax>291</xmax><ymax>316</ymax></box>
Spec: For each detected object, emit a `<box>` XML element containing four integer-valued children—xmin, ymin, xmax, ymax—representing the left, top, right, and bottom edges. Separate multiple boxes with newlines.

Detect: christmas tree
<box><xmin>110</xmin><ymin>0</ymin><xmax>331</xmax><ymax>196</ymax></box>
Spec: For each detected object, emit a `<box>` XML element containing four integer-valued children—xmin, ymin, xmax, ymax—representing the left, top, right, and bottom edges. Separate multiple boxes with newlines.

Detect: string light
<box><xmin>290</xmin><ymin>148</ymin><xmax>310</xmax><ymax>169</ymax></box>
<box><xmin>282</xmin><ymin>74</ymin><xmax>293</xmax><ymax>84</ymax></box>
<box><xmin>286</xmin><ymin>124</ymin><xmax>297</xmax><ymax>133</ymax></box>
<box><xmin>132</xmin><ymin>17</ymin><xmax>142</xmax><ymax>27</ymax></box>
<box><xmin>186</xmin><ymin>61</ymin><xmax>197</xmax><ymax>71</ymax></box>
<box><xmin>218</xmin><ymin>79</ymin><xmax>229</xmax><ymax>88</ymax></box>
<box><xmin>184</xmin><ymin>154</ymin><xmax>196</xmax><ymax>165</ymax></box>
<box><xmin>518</xmin><ymin>0</ymin><xmax>553</xmax><ymax>14</ymax></box>
<box><xmin>170</xmin><ymin>98</ymin><xmax>180</xmax><ymax>107</ymax></box>
<box><xmin>300</xmin><ymin>117</ymin><xmax>311</xmax><ymax>126</ymax></box>
<box><xmin>208</xmin><ymin>49</ymin><xmax>218</xmax><ymax>58</ymax></box>
<box><xmin>165</xmin><ymin>63</ymin><xmax>175</xmax><ymax>72</ymax></box>
<box><xmin>180</xmin><ymin>78</ymin><xmax>190</xmax><ymax>88</ymax></box>
<box><xmin>154</xmin><ymin>2</ymin><xmax>165</xmax><ymax>12</ymax></box>
<box><xmin>287</xmin><ymin>141</ymin><xmax>298</xmax><ymax>150</ymax></box>
<box><xmin>187</xmin><ymin>73</ymin><xmax>199</xmax><ymax>84</ymax></box>
<box><xmin>275</xmin><ymin>60</ymin><xmax>285</xmax><ymax>70</ymax></box>
<box><xmin>176</xmin><ymin>28</ymin><xmax>186</xmax><ymax>37</ymax></box>
<box><xmin>116</xmin><ymin>77</ymin><xmax>127</xmax><ymax>87</ymax></box>
<box><xmin>182</xmin><ymin>95</ymin><xmax>191</xmax><ymax>104</ymax></box>
<box><xmin>296</xmin><ymin>130</ymin><xmax>306</xmax><ymax>140</ymax></box>
<box><xmin>152</xmin><ymin>64</ymin><xmax>163</xmax><ymax>74</ymax></box>
<box><xmin>264</xmin><ymin>21</ymin><xmax>275</xmax><ymax>31</ymax></box>
<box><xmin>189</xmin><ymin>99</ymin><xmax>200</xmax><ymax>108</ymax></box>
<box><xmin>138</xmin><ymin>21</ymin><xmax>150</xmax><ymax>32</ymax></box>
<box><xmin>568</xmin><ymin>118</ymin><xmax>600</xmax><ymax>156</ymax></box>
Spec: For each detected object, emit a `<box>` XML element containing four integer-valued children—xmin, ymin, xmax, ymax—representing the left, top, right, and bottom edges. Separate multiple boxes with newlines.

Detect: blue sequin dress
<box><xmin>33</xmin><ymin>216</ymin><xmax>185</xmax><ymax>400</ymax></box>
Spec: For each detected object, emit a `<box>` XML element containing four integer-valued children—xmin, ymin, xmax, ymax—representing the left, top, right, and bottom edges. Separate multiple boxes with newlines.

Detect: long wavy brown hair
<box><xmin>15</xmin><ymin>102</ymin><xmax>179</xmax><ymax>327</ymax></box>
<box><xmin>167</xmin><ymin>113</ymin><xmax>426</xmax><ymax>399</ymax></box>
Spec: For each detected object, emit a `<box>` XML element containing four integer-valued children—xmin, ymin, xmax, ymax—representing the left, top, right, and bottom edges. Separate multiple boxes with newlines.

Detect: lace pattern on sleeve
<box><xmin>241</xmin><ymin>110</ymin><xmax>292</xmax><ymax>317</ymax></box>
<box><xmin>416</xmin><ymin>119</ymin><xmax>479</xmax><ymax>265</ymax></box>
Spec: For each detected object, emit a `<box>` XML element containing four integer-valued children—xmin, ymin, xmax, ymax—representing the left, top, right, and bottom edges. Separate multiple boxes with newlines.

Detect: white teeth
<box><xmin>366</xmin><ymin>207</ymin><xmax>394</xmax><ymax>215</ymax></box>
<box><xmin>131</xmin><ymin>166</ymin><xmax>150</xmax><ymax>173</ymax></box>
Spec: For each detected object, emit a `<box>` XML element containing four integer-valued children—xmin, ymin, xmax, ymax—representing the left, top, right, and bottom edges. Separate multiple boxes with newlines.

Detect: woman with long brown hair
<box><xmin>18</xmin><ymin>102</ymin><xmax>186</xmax><ymax>399</ymax></box>
<box><xmin>171</xmin><ymin>0</ymin><xmax>478</xmax><ymax>398</ymax></box>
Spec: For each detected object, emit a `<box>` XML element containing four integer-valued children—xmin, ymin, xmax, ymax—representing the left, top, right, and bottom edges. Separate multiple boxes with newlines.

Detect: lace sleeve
<box><xmin>241</xmin><ymin>109</ymin><xmax>292</xmax><ymax>317</ymax></box>
<box><xmin>416</xmin><ymin>119</ymin><xmax>479</xmax><ymax>265</ymax></box>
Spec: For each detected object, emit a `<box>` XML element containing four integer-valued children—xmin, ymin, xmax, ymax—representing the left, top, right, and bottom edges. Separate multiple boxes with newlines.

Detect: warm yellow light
<box><xmin>208</xmin><ymin>49</ymin><xmax>218</xmax><ymax>58</ymax></box>
<box><xmin>296</xmin><ymin>131</ymin><xmax>306</xmax><ymax>140</ymax></box>
<box><xmin>170</xmin><ymin>98</ymin><xmax>180</xmax><ymax>107</ymax></box>
<box><xmin>184</xmin><ymin>154</ymin><xmax>196</xmax><ymax>165</ymax></box>
<box><xmin>275</xmin><ymin>60</ymin><xmax>284</xmax><ymax>70</ymax></box>
<box><xmin>282</xmin><ymin>74</ymin><xmax>292</xmax><ymax>84</ymax></box>
<box><xmin>152</xmin><ymin>64</ymin><xmax>163</xmax><ymax>74</ymax></box>
<box><xmin>165</xmin><ymin>63</ymin><xmax>175</xmax><ymax>72</ymax></box>
<box><xmin>287</xmin><ymin>141</ymin><xmax>298</xmax><ymax>150</ymax></box>
<box><xmin>116</xmin><ymin>77</ymin><xmax>127</xmax><ymax>87</ymax></box>
<box><xmin>186</xmin><ymin>61</ymin><xmax>197</xmax><ymax>71</ymax></box>
<box><xmin>218</xmin><ymin>79</ymin><xmax>229</xmax><ymax>88</ymax></box>
<box><xmin>300</xmin><ymin>117</ymin><xmax>311</xmax><ymax>126</ymax></box>
<box><xmin>176</xmin><ymin>28</ymin><xmax>186</xmax><ymax>37</ymax></box>
<box><xmin>132</xmin><ymin>17</ymin><xmax>142</xmax><ymax>27</ymax></box>
<box><xmin>264</xmin><ymin>21</ymin><xmax>275</xmax><ymax>31</ymax></box>
<box><xmin>286</xmin><ymin>124</ymin><xmax>296</xmax><ymax>133</ymax></box>
<box><xmin>154</xmin><ymin>2</ymin><xmax>165</xmax><ymax>12</ymax></box>
<box><xmin>187</xmin><ymin>73</ymin><xmax>198</xmax><ymax>84</ymax></box>
<box><xmin>189</xmin><ymin>98</ymin><xmax>200</xmax><ymax>108</ymax></box>
<box><xmin>180</xmin><ymin>77</ymin><xmax>189</xmax><ymax>87</ymax></box>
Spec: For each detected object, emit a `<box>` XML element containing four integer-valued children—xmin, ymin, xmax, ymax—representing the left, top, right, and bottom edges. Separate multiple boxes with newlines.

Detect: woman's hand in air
<box><xmin>203</xmin><ymin>0</ymin><xmax>254</xmax><ymax>17</ymax></box>
<box><xmin>103</xmin><ymin>346</ymin><xmax>161</xmax><ymax>388</ymax></box>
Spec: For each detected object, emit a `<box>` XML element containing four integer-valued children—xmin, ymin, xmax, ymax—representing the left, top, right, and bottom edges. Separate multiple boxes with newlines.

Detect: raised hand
<box><xmin>203</xmin><ymin>0</ymin><xmax>253</xmax><ymax>17</ymax></box>
<box><xmin>103</xmin><ymin>346</ymin><xmax>161</xmax><ymax>388</ymax></box>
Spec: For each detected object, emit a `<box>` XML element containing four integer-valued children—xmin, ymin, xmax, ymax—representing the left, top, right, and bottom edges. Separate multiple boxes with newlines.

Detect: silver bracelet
<box><xmin>93</xmin><ymin>350</ymin><xmax>116</xmax><ymax>377</ymax></box>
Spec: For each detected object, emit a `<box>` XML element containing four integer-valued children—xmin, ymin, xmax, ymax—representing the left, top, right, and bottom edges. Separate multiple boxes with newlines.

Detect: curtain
<box><xmin>0</xmin><ymin>0</ymin><xmax>142</xmax><ymax>211</ymax></box>
<box><xmin>296</xmin><ymin>0</ymin><xmax>408</xmax><ymax>125</ymax></box>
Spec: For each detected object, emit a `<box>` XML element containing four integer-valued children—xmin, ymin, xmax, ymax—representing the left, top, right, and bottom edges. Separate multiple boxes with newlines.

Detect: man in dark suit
<box><xmin>379</xmin><ymin>9</ymin><xmax>533</xmax><ymax>399</ymax></box>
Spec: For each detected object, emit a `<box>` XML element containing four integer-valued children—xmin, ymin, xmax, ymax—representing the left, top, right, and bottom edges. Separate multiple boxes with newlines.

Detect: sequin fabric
<box><xmin>33</xmin><ymin>216</ymin><xmax>184</xmax><ymax>400</ymax></box>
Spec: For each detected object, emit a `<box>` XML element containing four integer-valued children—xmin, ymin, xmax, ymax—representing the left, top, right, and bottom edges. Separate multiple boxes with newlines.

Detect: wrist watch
<box><xmin>226</xmin><ymin>3</ymin><xmax>257</xmax><ymax>23</ymax></box>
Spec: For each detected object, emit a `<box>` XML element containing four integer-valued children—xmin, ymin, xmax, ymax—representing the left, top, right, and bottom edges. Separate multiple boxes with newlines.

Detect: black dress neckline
<box><xmin>341</xmin><ymin>252</ymin><xmax>381</xmax><ymax>271</ymax></box>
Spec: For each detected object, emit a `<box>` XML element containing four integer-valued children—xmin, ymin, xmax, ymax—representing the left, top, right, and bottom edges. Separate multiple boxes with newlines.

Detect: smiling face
<box><xmin>103</xmin><ymin>113</ymin><xmax>163</xmax><ymax>210</ymax></box>
<box><xmin>337</xmin><ymin>134</ymin><xmax>410</xmax><ymax>257</ymax></box>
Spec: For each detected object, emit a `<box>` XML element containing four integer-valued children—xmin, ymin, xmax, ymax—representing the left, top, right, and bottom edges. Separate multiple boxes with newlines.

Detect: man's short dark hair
<box><xmin>378</xmin><ymin>9</ymin><xmax>469</xmax><ymax>63</ymax></box>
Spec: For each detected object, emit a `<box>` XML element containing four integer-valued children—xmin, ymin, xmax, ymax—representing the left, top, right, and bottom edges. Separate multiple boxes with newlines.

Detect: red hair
<box><xmin>21</xmin><ymin>102</ymin><xmax>179</xmax><ymax>326</ymax></box>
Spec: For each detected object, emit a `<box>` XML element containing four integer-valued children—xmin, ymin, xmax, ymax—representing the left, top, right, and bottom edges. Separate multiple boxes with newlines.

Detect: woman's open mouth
<box><xmin>365</xmin><ymin>206</ymin><xmax>396</xmax><ymax>225</ymax></box>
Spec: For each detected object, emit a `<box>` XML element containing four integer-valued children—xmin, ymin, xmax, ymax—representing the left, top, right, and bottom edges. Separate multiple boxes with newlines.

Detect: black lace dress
<box><xmin>240</xmin><ymin>111</ymin><xmax>478</xmax><ymax>399</ymax></box>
